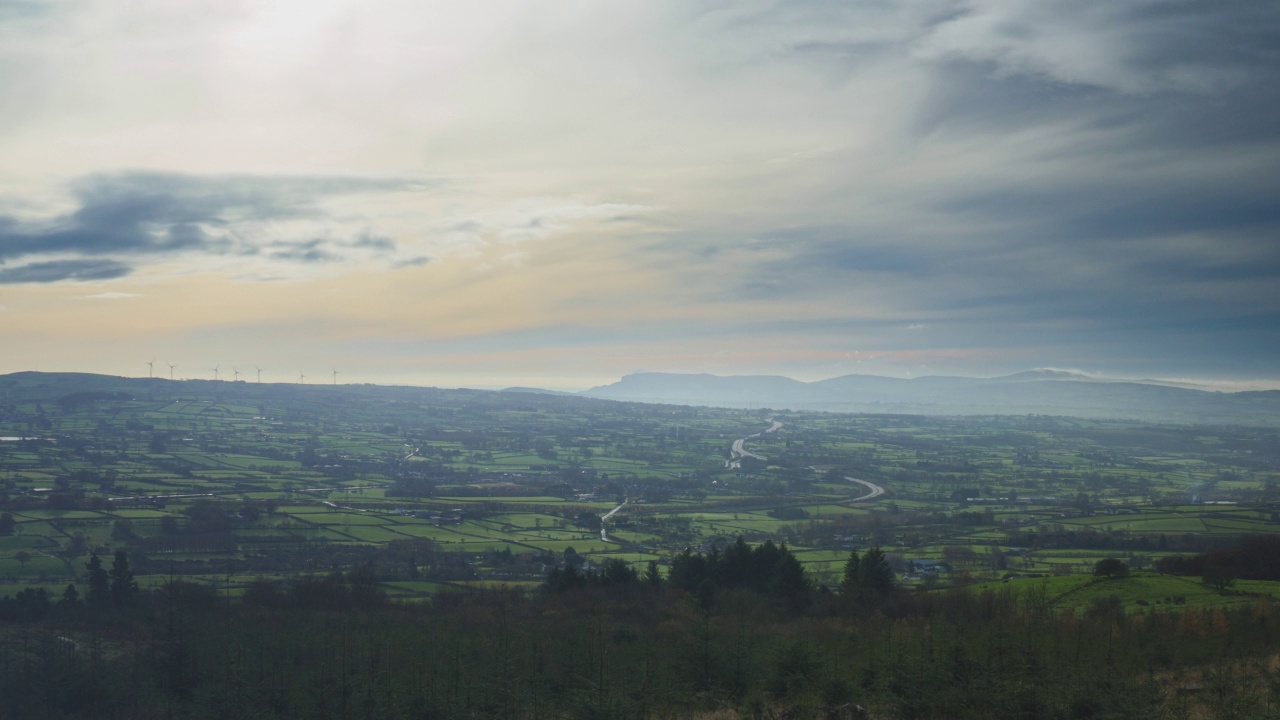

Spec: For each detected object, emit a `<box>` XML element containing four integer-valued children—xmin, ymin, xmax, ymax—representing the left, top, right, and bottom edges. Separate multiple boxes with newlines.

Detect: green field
<box><xmin>1</xmin><ymin>372</ymin><xmax>1278</xmax><ymax>605</ymax></box>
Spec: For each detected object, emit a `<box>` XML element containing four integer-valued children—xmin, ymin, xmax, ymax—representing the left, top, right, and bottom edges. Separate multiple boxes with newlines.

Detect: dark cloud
<box><xmin>1094</xmin><ymin>1</ymin><xmax>1280</xmax><ymax>81</ymax></box>
<box><xmin>393</xmin><ymin>256</ymin><xmax>431</xmax><ymax>268</ymax></box>
<box><xmin>913</xmin><ymin>0</ymin><xmax>1280</xmax><ymax>94</ymax></box>
<box><xmin>0</xmin><ymin>172</ymin><xmax>433</xmax><ymax>277</ymax></box>
<box><xmin>0</xmin><ymin>259</ymin><xmax>131</xmax><ymax>284</ymax></box>
<box><xmin>269</xmin><ymin>239</ymin><xmax>340</xmax><ymax>264</ymax></box>
<box><xmin>706</xmin><ymin>2</ymin><xmax>1280</xmax><ymax>355</ymax></box>
<box><xmin>349</xmin><ymin>234</ymin><xmax>397</xmax><ymax>251</ymax></box>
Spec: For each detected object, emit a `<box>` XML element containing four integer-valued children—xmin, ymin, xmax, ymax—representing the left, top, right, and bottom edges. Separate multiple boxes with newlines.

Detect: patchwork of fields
<box><xmin>1</xmin><ymin>372</ymin><xmax>1278</xmax><ymax>610</ymax></box>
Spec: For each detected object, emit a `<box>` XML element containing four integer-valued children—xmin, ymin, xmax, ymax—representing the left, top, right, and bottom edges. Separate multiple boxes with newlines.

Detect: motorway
<box><xmin>725</xmin><ymin>419</ymin><xmax>783</xmax><ymax>469</ymax></box>
<box><xmin>844</xmin><ymin>476</ymin><xmax>886</xmax><ymax>502</ymax></box>
<box><xmin>599</xmin><ymin>499</ymin><xmax>629</xmax><ymax>542</ymax></box>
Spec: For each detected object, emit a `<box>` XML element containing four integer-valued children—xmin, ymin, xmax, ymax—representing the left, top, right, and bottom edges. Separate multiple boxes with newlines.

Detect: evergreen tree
<box><xmin>769</xmin><ymin>546</ymin><xmax>811</xmax><ymax>607</ymax></box>
<box><xmin>85</xmin><ymin>553</ymin><xmax>110</xmax><ymax>608</ymax></box>
<box><xmin>643</xmin><ymin>560</ymin><xmax>663</xmax><ymax>588</ymax></box>
<box><xmin>601</xmin><ymin>558</ymin><xmax>638</xmax><ymax>587</ymax></box>
<box><xmin>751</xmin><ymin>540</ymin><xmax>784</xmax><ymax>593</ymax></box>
<box><xmin>694</xmin><ymin>578</ymin><xmax>717</xmax><ymax>614</ymax></box>
<box><xmin>109</xmin><ymin>549</ymin><xmax>138</xmax><ymax>606</ymax></box>
<box><xmin>858</xmin><ymin>546</ymin><xmax>895</xmax><ymax>595</ymax></box>
<box><xmin>720</xmin><ymin>536</ymin><xmax>754</xmax><ymax>587</ymax></box>
<box><xmin>667</xmin><ymin>549</ymin><xmax>705</xmax><ymax>592</ymax></box>
<box><xmin>840</xmin><ymin>549</ymin><xmax>861</xmax><ymax>595</ymax></box>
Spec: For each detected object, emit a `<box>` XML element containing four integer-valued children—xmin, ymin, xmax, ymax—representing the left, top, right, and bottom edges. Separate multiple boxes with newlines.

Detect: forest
<box><xmin>2</xmin><ymin>538</ymin><xmax>1280</xmax><ymax>718</ymax></box>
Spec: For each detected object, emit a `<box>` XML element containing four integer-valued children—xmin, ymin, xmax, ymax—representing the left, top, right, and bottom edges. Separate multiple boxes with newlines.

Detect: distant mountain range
<box><xmin>2</xmin><ymin>369</ymin><xmax>1275</xmax><ymax>426</ymax></box>
<box><xmin>575</xmin><ymin>370</ymin><xmax>1280</xmax><ymax>425</ymax></box>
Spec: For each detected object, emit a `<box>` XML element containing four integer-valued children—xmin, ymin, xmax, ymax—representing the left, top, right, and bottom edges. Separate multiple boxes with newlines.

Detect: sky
<box><xmin>1</xmin><ymin>0</ymin><xmax>1278</xmax><ymax>390</ymax></box>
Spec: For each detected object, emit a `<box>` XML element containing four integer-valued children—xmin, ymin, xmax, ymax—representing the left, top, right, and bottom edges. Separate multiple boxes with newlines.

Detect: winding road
<box><xmin>599</xmin><ymin>419</ymin><xmax>882</xmax><ymax>544</ymax></box>
<box><xmin>599</xmin><ymin>499</ymin><xmax>628</xmax><ymax>542</ymax></box>
<box><xmin>726</xmin><ymin>420</ymin><xmax>783</xmax><ymax>469</ymax></box>
<box><xmin>843</xmin><ymin>476</ymin><xmax>885</xmax><ymax>502</ymax></box>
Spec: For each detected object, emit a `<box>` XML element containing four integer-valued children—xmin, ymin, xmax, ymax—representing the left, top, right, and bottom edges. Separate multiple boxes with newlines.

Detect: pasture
<box><xmin>0</xmin><ymin>372</ymin><xmax>1277</xmax><ymax>605</ymax></box>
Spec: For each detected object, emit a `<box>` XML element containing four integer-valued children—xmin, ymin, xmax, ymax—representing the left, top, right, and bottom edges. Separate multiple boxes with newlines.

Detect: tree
<box><xmin>667</xmin><ymin>549</ymin><xmax>705</xmax><ymax>592</ymax></box>
<box><xmin>60</xmin><ymin>583</ymin><xmax>80</xmax><ymax>608</ymax></box>
<box><xmin>111</xmin><ymin>518</ymin><xmax>137</xmax><ymax>542</ymax></box>
<box><xmin>563</xmin><ymin>546</ymin><xmax>582</xmax><ymax>568</ymax></box>
<box><xmin>858</xmin><ymin>547</ymin><xmax>895</xmax><ymax>595</ymax></box>
<box><xmin>62</xmin><ymin>531</ymin><xmax>89</xmax><ymax>559</ymax></box>
<box><xmin>769</xmin><ymin>548</ymin><xmax>811</xmax><ymax>608</ymax></box>
<box><xmin>0</xmin><ymin>512</ymin><xmax>14</xmax><ymax>536</ymax></box>
<box><xmin>85</xmin><ymin>553</ymin><xmax>110</xmax><ymax>607</ymax></box>
<box><xmin>600</xmin><ymin>558</ymin><xmax>638</xmax><ymax>587</ymax></box>
<box><xmin>1093</xmin><ymin>558</ymin><xmax>1129</xmax><ymax>579</ymax></box>
<box><xmin>574</xmin><ymin>511</ymin><xmax>602</xmax><ymax>532</ymax></box>
<box><xmin>110</xmin><ymin>549</ymin><xmax>139</xmax><ymax>606</ymax></box>
<box><xmin>840</xmin><ymin>549</ymin><xmax>861</xmax><ymax>595</ymax></box>
<box><xmin>694</xmin><ymin>578</ymin><xmax>717</xmax><ymax>615</ymax></box>
<box><xmin>14</xmin><ymin>550</ymin><xmax>30</xmax><ymax>569</ymax></box>
<box><xmin>1203</xmin><ymin>567</ymin><xmax>1236</xmax><ymax>591</ymax></box>
<box><xmin>643</xmin><ymin>560</ymin><xmax>663</xmax><ymax>588</ymax></box>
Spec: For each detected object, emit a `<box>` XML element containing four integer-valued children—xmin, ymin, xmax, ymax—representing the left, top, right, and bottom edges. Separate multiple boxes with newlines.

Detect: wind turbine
<box><xmin>233</xmin><ymin>368</ymin><xmax>240</xmax><ymax>383</ymax></box>
<box><xmin>146</xmin><ymin>360</ymin><xmax>154</xmax><ymax>379</ymax></box>
<box><xmin>168</xmin><ymin>363</ymin><xmax>176</xmax><ymax>380</ymax></box>
<box><xmin>298</xmin><ymin>371</ymin><xmax>306</xmax><ymax>384</ymax></box>
<box><xmin>332</xmin><ymin>368</ymin><xmax>339</xmax><ymax>385</ymax></box>
<box><xmin>211</xmin><ymin>365</ymin><xmax>219</xmax><ymax>381</ymax></box>
<box><xmin>256</xmin><ymin>367</ymin><xmax>262</xmax><ymax>383</ymax></box>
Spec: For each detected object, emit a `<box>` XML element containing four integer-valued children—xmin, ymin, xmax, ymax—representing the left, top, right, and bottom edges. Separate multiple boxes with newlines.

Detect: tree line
<box><xmin>0</xmin><ymin>540</ymin><xmax>1278</xmax><ymax>718</ymax></box>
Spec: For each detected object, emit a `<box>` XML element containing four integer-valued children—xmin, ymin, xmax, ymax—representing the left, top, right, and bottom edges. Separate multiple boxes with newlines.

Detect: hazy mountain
<box><xmin>577</xmin><ymin>372</ymin><xmax>810</xmax><ymax>407</ymax></box>
<box><xmin>4</xmin><ymin>369</ymin><xmax>1276</xmax><ymax>426</ymax></box>
<box><xmin>582</xmin><ymin>371</ymin><xmax>1280</xmax><ymax>425</ymax></box>
<box><xmin>499</xmin><ymin>387</ymin><xmax>578</xmax><ymax>396</ymax></box>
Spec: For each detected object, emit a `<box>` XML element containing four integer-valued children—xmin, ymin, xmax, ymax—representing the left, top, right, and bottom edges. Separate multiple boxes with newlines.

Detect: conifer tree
<box><xmin>841</xmin><ymin>549</ymin><xmax>861</xmax><ymax>595</ymax></box>
<box><xmin>85</xmin><ymin>553</ymin><xmax>109</xmax><ymax>608</ymax></box>
<box><xmin>60</xmin><ymin>583</ymin><xmax>80</xmax><ymax>608</ymax></box>
<box><xmin>110</xmin><ymin>549</ymin><xmax>138</xmax><ymax>606</ymax></box>
<box><xmin>841</xmin><ymin>546</ymin><xmax>895</xmax><ymax>600</ymax></box>
<box><xmin>858</xmin><ymin>546</ymin><xmax>895</xmax><ymax>595</ymax></box>
<box><xmin>769</xmin><ymin>546</ymin><xmax>811</xmax><ymax>607</ymax></box>
<box><xmin>643</xmin><ymin>560</ymin><xmax>663</xmax><ymax>588</ymax></box>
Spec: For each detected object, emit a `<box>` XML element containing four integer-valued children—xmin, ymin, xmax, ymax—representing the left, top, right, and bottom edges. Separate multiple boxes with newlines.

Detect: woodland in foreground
<box><xmin>2</xmin><ymin>540</ymin><xmax>1279</xmax><ymax>720</ymax></box>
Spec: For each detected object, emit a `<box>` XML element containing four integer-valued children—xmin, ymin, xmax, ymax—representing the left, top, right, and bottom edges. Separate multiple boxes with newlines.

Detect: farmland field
<box><xmin>1</xmin><ymin>372</ymin><xmax>1278</xmax><ymax>607</ymax></box>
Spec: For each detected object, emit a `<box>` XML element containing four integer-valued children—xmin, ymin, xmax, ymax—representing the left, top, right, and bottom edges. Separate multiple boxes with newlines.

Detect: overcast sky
<box><xmin>1</xmin><ymin>0</ymin><xmax>1277</xmax><ymax>389</ymax></box>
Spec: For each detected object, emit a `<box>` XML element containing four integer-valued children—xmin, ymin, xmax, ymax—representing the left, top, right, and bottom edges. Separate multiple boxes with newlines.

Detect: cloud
<box><xmin>431</xmin><ymin>200</ymin><xmax>652</xmax><ymax>251</ymax></box>
<box><xmin>268</xmin><ymin>239</ymin><xmax>341</xmax><ymax>264</ymax></box>
<box><xmin>348</xmin><ymin>234</ymin><xmax>397</xmax><ymax>251</ymax></box>
<box><xmin>0</xmin><ymin>172</ymin><xmax>436</xmax><ymax>280</ymax></box>
<box><xmin>393</xmin><ymin>256</ymin><xmax>430</xmax><ymax>269</ymax></box>
<box><xmin>646</xmin><ymin>2</ymin><xmax>1280</xmax><ymax>370</ymax></box>
<box><xmin>912</xmin><ymin>0</ymin><xmax>1279</xmax><ymax>94</ymax></box>
<box><xmin>0</xmin><ymin>0</ymin><xmax>1277</xmax><ymax>381</ymax></box>
<box><xmin>0</xmin><ymin>0</ymin><xmax>47</xmax><ymax>22</ymax></box>
<box><xmin>75</xmin><ymin>291</ymin><xmax>140</xmax><ymax>300</ymax></box>
<box><xmin>0</xmin><ymin>259</ymin><xmax>131</xmax><ymax>284</ymax></box>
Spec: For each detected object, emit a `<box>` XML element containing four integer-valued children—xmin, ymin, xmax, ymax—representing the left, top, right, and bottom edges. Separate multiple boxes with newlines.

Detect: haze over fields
<box><xmin>1</xmin><ymin>1</ymin><xmax>1277</xmax><ymax>390</ymax></box>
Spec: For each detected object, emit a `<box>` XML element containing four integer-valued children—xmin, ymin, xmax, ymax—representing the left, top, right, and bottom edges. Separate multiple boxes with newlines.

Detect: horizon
<box><xmin>2</xmin><ymin>2</ymin><xmax>1277</xmax><ymax>389</ymax></box>
<box><xmin>6</xmin><ymin>366</ymin><xmax>1279</xmax><ymax>395</ymax></box>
